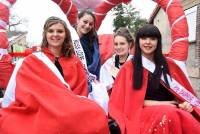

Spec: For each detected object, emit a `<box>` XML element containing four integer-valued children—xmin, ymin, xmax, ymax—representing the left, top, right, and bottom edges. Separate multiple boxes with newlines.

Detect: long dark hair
<box><xmin>132</xmin><ymin>24</ymin><xmax>170</xmax><ymax>89</ymax></box>
<box><xmin>41</xmin><ymin>16</ymin><xmax>74</xmax><ymax>57</ymax></box>
<box><xmin>78</xmin><ymin>10</ymin><xmax>98</xmax><ymax>50</ymax></box>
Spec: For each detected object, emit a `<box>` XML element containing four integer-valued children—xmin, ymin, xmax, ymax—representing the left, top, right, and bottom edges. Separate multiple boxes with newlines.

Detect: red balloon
<box><xmin>0</xmin><ymin>32</ymin><xmax>9</xmax><ymax>49</ymax></box>
<box><xmin>0</xmin><ymin>3</ymin><xmax>9</xmax><ymax>25</ymax></box>
<box><xmin>52</xmin><ymin>0</ymin><xmax>78</xmax><ymax>26</ymax></box>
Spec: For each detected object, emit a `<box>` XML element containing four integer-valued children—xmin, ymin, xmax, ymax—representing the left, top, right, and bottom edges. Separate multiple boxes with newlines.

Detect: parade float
<box><xmin>0</xmin><ymin>0</ymin><xmax>189</xmax><ymax>90</ymax></box>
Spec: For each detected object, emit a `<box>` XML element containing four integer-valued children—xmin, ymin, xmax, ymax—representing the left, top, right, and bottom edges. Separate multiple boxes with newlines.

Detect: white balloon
<box><xmin>72</xmin><ymin>0</ymin><xmax>103</xmax><ymax>10</ymax></box>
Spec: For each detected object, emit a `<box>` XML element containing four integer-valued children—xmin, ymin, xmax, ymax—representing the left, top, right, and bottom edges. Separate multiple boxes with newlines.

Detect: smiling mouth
<box><xmin>144</xmin><ymin>46</ymin><xmax>152</xmax><ymax>49</ymax></box>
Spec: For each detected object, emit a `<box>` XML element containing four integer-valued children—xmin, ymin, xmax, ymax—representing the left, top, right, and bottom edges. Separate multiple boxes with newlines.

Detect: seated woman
<box><xmin>109</xmin><ymin>24</ymin><xmax>200</xmax><ymax>134</ymax></box>
<box><xmin>100</xmin><ymin>27</ymin><xmax>134</xmax><ymax>93</ymax></box>
<box><xmin>75</xmin><ymin>10</ymin><xmax>101</xmax><ymax>92</ymax></box>
<box><xmin>0</xmin><ymin>16</ymin><xmax>109</xmax><ymax>134</ymax></box>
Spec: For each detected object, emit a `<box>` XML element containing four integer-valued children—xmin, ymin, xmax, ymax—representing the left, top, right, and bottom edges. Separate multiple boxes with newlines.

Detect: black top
<box><xmin>114</xmin><ymin>54</ymin><xmax>129</xmax><ymax>69</ymax></box>
<box><xmin>145</xmin><ymin>73</ymin><xmax>175</xmax><ymax>101</ymax></box>
<box><xmin>54</xmin><ymin>57</ymin><xmax>64</xmax><ymax>77</ymax></box>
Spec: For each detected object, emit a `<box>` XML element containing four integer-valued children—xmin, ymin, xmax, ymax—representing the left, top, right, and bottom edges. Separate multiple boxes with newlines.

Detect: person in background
<box><xmin>0</xmin><ymin>16</ymin><xmax>109</xmax><ymax>134</ymax></box>
<box><xmin>109</xmin><ymin>24</ymin><xmax>200</xmax><ymax>134</ymax></box>
<box><xmin>76</xmin><ymin>10</ymin><xmax>101</xmax><ymax>92</ymax></box>
<box><xmin>100</xmin><ymin>27</ymin><xmax>134</xmax><ymax>94</ymax></box>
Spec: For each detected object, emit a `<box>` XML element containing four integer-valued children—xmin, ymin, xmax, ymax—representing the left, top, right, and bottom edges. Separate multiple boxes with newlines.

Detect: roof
<box><xmin>7</xmin><ymin>31</ymin><xmax>27</xmax><ymax>38</ymax></box>
<box><xmin>148</xmin><ymin>5</ymin><xmax>160</xmax><ymax>23</ymax></box>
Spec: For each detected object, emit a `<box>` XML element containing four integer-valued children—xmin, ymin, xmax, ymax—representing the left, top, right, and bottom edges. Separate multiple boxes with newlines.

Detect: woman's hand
<box><xmin>178</xmin><ymin>101</ymin><xmax>193</xmax><ymax>112</ymax></box>
<box><xmin>144</xmin><ymin>100</ymin><xmax>178</xmax><ymax>107</ymax></box>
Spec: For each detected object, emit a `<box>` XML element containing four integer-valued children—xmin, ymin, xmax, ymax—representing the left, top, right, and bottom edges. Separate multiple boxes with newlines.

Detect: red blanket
<box><xmin>0</xmin><ymin>54</ymin><xmax>109</xmax><ymax>134</ymax></box>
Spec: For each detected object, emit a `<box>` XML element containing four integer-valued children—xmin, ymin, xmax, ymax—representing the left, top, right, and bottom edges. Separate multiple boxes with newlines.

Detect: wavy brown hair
<box><xmin>41</xmin><ymin>16</ymin><xmax>74</xmax><ymax>57</ymax></box>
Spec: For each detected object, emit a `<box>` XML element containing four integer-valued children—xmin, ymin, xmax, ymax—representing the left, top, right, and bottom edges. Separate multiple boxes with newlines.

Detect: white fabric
<box><xmin>100</xmin><ymin>57</ymin><xmax>115</xmax><ymax>90</ymax></box>
<box><xmin>88</xmin><ymin>81</ymin><xmax>109</xmax><ymax>115</ymax></box>
<box><xmin>2</xmin><ymin>58</ymin><xmax>24</xmax><ymax>107</ymax></box>
<box><xmin>100</xmin><ymin>54</ymin><xmax>133</xmax><ymax>90</ymax></box>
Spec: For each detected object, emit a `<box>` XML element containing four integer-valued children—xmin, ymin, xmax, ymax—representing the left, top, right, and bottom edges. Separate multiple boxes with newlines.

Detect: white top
<box><xmin>100</xmin><ymin>54</ymin><xmax>133</xmax><ymax>90</ymax></box>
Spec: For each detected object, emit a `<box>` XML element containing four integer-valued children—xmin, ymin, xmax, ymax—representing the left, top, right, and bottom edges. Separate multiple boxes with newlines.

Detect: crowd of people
<box><xmin>0</xmin><ymin>10</ymin><xmax>199</xmax><ymax>134</ymax></box>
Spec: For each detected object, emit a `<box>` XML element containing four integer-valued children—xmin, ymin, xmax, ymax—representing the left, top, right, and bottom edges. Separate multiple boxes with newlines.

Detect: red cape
<box><xmin>109</xmin><ymin>59</ymin><xmax>200</xmax><ymax>134</ymax></box>
<box><xmin>0</xmin><ymin>53</ymin><xmax>109</xmax><ymax>134</ymax></box>
<box><xmin>0</xmin><ymin>55</ymin><xmax>14</xmax><ymax>90</ymax></box>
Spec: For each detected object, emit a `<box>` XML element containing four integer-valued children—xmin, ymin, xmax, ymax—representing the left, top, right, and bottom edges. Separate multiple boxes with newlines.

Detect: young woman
<box><xmin>109</xmin><ymin>24</ymin><xmax>200</xmax><ymax>134</ymax></box>
<box><xmin>0</xmin><ymin>16</ymin><xmax>109</xmax><ymax>134</ymax></box>
<box><xmin>100</xmin><ymin>27</ymin><xmax>134</xmax><ymax>92</ymax></box>
<box><xmin>76</xmin><ymin>10</ymin><xmax>101</xmax><ymax>92</ymax></box>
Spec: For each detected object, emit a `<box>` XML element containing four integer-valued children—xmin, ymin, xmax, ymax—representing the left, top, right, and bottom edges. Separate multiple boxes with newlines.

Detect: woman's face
<box><xmin>114</xmin><ymin>35</ymin><xmax>130</xmax><ymax>57</ymax></box>
<box><xmin>139</xmin><ymin>37</ymin><xmax>158</xmax><ymax>60</ymax></box>
<box><xmin>77</xmin><ymin>13</ymin><xmax>94</xmax><ymax>37</ymax></box>
<box><xmin>46</xmin><ymin>23</ymin><xmax>66</xmax><ymax>51</ymax></box>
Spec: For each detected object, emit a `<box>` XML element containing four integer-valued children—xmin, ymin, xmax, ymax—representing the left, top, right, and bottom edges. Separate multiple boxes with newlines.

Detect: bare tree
<box><xmin>9</xmin><ymin>12</ymin><xmax>28</xmax><ymax>31</ymax></box>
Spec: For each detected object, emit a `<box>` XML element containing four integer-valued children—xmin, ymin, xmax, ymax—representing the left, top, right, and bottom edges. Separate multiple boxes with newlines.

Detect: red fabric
<box><xmin>0</xmin><ymin>51</ymin><xmax>109</xmax><ymax>133</ymax></box>
<box><xmin>98</xmin><ymin>34</ymin><xmax>114</xmax><ymax>64</ymax></box>
<box><xmin>67</xmin><ymin>4</ymin><xmax>78</xmax><ymax>26</ymax></box>
<box><xmin>0</xmin><ymin>32</ymin><xmax>8</xmax><ymax>48</ymax></box>
<box><xmin>0</xmin><ymin>3</ymin><xmax>9</xmax><ymax>25</ymax></box>
<box><xmin>53</xmin><ymin>0</ymin><xmax>78</xmax><ymax>26</ymax></box>
<box><xmin>0</xmin><ymin>55</ymin><xmax>14</xmax><ymax>89</ymax></box>
<box><xmin>43</xmin><ymin>48</ymin><xmax>88</xmax><ymax>96</ymax></box>
<box><xmin>140</xmin><ymin>105</ymin><xmax>200</xmax><ymax>134</ymax></box>
<box><xmin>156</xmin><ymin>0</ymin><xmax>189</xmax><ymax>61</ymax></box>
<box><xmin>109</xmin><ymin>60</ymin><xmax>200</xmax><ymax>134</ymax></box>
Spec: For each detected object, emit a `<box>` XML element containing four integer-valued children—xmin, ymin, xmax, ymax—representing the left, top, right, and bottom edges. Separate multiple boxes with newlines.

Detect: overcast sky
<box><xmin>11</xmin><ymin>0</ymin><xmax>156</xmax><ymax>45</ymax></box>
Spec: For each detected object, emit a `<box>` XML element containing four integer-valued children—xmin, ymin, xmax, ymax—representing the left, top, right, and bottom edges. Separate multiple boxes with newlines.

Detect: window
<box><xmin>185</xmin><ymin>6</ymin><xmax>197</xmax><ymax>42</ymax></box>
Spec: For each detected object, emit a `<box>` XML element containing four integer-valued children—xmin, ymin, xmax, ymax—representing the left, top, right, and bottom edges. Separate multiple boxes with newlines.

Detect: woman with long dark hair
<box><xmin>109</xmin><ymin>24</ymin><xmax>200</xmax><ymax>134</ymax></box>
<box><xmin>75</xmin><ymin>10</ymin><xmax>101</xmax><ymax>92</ymax></box>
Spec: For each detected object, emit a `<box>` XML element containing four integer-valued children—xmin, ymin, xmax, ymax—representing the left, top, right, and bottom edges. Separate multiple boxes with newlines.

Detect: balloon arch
<box><xmin>0</xmin><ymin>0</ymin><xmax>189</xmax><ymax>89</ymax></box>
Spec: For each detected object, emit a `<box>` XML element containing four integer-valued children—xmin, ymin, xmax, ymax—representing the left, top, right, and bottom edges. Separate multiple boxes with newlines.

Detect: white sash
<box><xmin>33</xmin><ymin>52</ymin><xmax>71</xmax><ymax>90</ymax></box>
<box><xmin>142</xmin><ymin>56</ymin><xmax>200</xmax><ymax>108</ymax></box>
<box><xmin>72</xmin><ymin>39</ymin><xmax>96</xmax><ymax>82</ymax></box>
